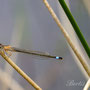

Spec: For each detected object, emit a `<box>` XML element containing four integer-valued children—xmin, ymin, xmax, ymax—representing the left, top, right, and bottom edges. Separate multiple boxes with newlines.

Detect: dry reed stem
<box><xmin>0</xmin><ymin>49</ymin><xmax>42</xmax><ymax>90</ymax></box>
<box><xmin>43</xmin><ymin>0</ymin><xmax>90</xmax><ymax>77</ymax></box>
<box><xmin>83</xmin><ymin>78</ymin><xmax>90</xmax><ymax>90</ymax></box>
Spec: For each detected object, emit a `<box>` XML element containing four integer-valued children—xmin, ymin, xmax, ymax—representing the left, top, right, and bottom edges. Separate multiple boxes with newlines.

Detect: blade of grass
<box><xmin>0</xmin><ymin>49</ymin><xmax>42</xmax><ymax>90</ymax></box>
<box><xmin>58</xmin><ymin>0</ymin><xmax>90</xmax><ymax>58</ymax></box>
<box><xmin>43</xmin><ymin>0</ymin><xmax>90</xmax><ymax>77</ymax></box>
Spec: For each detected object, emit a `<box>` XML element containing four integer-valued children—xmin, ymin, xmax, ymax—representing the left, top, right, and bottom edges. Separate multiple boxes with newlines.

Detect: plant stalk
<box><xmin>58</xmin><ymin>0</ymin><xmax>90</xmax><ymax>58</ymax></box>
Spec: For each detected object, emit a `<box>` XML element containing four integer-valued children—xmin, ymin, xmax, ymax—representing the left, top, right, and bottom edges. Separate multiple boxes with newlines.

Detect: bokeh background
<box><xmin>0</xmin><ymin>0</ymin><xmax>90</xmax><ymax>90</ymax></box>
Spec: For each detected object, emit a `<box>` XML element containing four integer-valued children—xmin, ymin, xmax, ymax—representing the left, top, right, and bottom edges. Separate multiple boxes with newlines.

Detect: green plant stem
<box><xmin>58</xmin><ymin>0</ymin><xmax>90</xmax><ymax>58</ymax></box>
<box><xmin>43</xmin><ymin>0</ymin><xmax>90</xmax><ymax>77</ymax></box>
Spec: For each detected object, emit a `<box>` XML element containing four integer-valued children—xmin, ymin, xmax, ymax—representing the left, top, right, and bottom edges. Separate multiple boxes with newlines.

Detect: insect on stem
<box><xmin>0</xmin><ymin>44</ymin><xmax>63</xmax><ymax>60</ymax></box>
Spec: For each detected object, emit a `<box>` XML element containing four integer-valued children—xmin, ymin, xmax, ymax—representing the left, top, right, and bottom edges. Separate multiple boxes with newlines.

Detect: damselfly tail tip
<box><xmin>56</xmin><ymin>56</ymin><xmax>63</xmax><ymax>60</ymax></box>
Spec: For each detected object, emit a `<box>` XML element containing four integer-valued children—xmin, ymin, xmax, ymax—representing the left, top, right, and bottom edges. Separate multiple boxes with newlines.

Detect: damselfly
<box><xmin>0</xmin><ymin>44</ymin><xmax>63</xmax><ymax>60</ymax></box>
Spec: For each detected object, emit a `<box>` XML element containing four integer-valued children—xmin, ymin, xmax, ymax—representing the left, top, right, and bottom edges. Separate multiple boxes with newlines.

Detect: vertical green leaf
<box><xmin>58</xmin><ymin>0</ymin><xmax>90</xmax><ymax>58</ymax></box>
